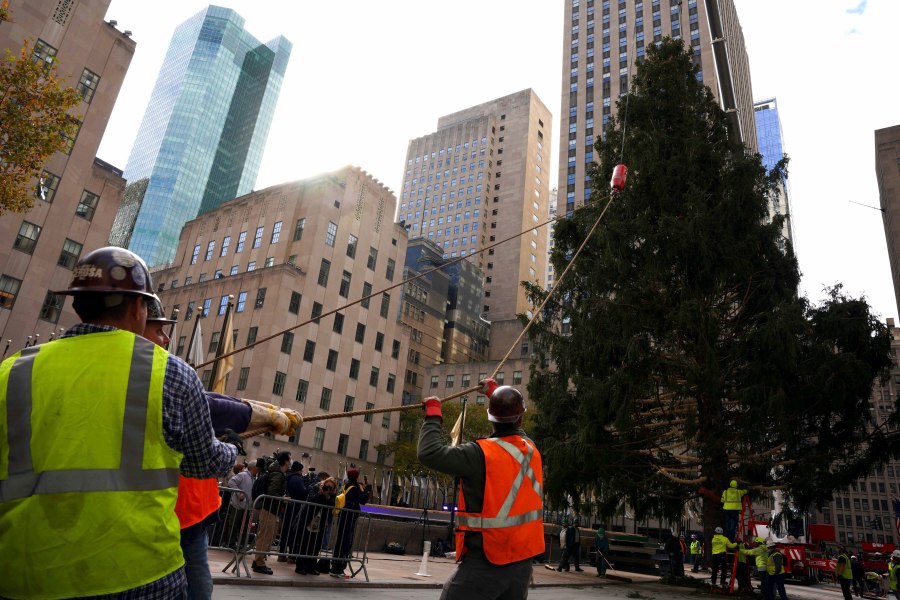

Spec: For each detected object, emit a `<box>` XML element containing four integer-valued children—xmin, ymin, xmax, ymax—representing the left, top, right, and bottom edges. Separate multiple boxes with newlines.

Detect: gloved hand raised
<box><xmin>242</xmin><ymin>398</ymin><xmax>303</xmax><ymax>435</ymax></box>
<box><xmin>220</xmin><ymin>428</ymin><xmax>246</xmax><ymax>455</ymax></box>
<box><xmin>479</xmin><ymin>377</ymin><xmax>499</xmax><ymax>397</ymax></box>
<box><xmin>422</xmin><ymin>396</ymin><xmax>443</xmax><ymax>421</ymax></box>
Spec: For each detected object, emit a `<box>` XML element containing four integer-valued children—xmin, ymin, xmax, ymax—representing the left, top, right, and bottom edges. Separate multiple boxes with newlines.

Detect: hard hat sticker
<box><xmin>109</xmin><ymin>266</ymin><xmax>127</xmax><ymax>281</ymax></box>
<box><xmin>111</xmin><ymin>249</ymin><xmax>136</xmax><ymax>267</ymax></box>
<box><xmin>72</xmin><ymin>265</ymin><xmax>103</xmax><ymax>280</ymax></box>
<box><xmin>132</xmin><ymin>268</ymin><xmax>145</xmax><ymax>286</ymax></box>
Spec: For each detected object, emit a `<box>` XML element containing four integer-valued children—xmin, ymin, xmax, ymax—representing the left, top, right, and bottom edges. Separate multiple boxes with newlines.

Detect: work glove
<box><xmin>220</xmin><ymin>428</ymin><xmax>246</xmax><ymax>455</ymax></box>
<box><xmin>479</xmin><ymin>377</ymin><xmax>499</xmax><ymax>397</ymax></box>
<box><xmin>242</xmin><ymin>398</ymin><xmax>301</xmax><ymax>435</ymax></box>
<box><xmin>422</xmin><ymin>396</ymin><xmax>443</xmax><ymax>421</ymax></box>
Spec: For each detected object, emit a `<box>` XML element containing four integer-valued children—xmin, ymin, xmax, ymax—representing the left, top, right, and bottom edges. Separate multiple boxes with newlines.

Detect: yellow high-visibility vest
<box><xmin>0</xmin><ymin>331</ymin><xmax>183</xmax><ymax>599</ymax></box>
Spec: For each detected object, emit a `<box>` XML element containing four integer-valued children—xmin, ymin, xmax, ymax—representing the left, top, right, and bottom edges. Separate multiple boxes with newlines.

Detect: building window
<box><xmin>39</xmin><ymin>291</ymin><xmax>64</xmax><ymax>323</ymax></box>
<box><xmin>361</xmin><ymin>282</ymin><xmax>372</xmax><ymax>308</ymax></box>
<box><xmin>320</xmin><ymin>387</ymin><xmax>332</xmax><ymax>410</ymax></box>
<box><xmin>253</xmin><ymin>226</ymin><xmax>264</xmax><ymax>249</ymax></box>
<box><xmin>205</xmin><ymin>240</ymin><xmax>215</xmax><ymax>261</ymax></box>
<box><xmin>264</xmin><ymin>257</ymin><xmax>274</xmax><ymax>268</ymax></box>
<box><xmin>255</xmin><ymin>288</ymin><xmax>266</xmax><ymax>309</ymax></box>
<box><xmin>296</xmin><ymin>379</ymin><xmax>308</xmax><ymax>403</ymax></box>
<box><xmin>445</xmin><ymin>374</ymin><xmax>455</xmax><ymax>389</ymax></box>
<box><xmin>289</xmin><ymin>291</ymin><xmax>301</xmax><ymax>314</ymax></box>
<box><xmin>230</xmin><ymin>265</ymin><xmax>238</xmax><ymax>275</ymax></box>
<box><xmin>431</xmin><ymin>375</ymin><xmax>439</xmax><ymax>389</ymax></box>
<box><xmin>293</xmin><ymin>218</ymin><xmax>305</xmax><ymax>241</ymax></box>
<box><xmin>386</xmin><ymin>258</ymin><xmax>396</xmax><ymax>281</ymax></box>
<box><xmin>313</xmin><ymin>427</ymin><xmax>325</xmax><ymax>450</ymax></box>
<box><xmin>237</xmin><ymin>367</ymin><xmax>250</xmax><ymax>390</ymax></box>
<box><xmin>349</xmin><ymin>358</ymin><xmax>360</xmax><ymax>380</ymax></box>
<box><xmin>317</xmin><ymin>259</ymin><xmax>330</xmax><ymax>287</ymax></box>
<box><xmin>347</xmin><ymin>234</ymin><xmax>358</xmax><ymax>258</ymax></box>
<box><xmin>184</xmin><ymin>301</ymin><xmax>195</xmax><ymax>321</ymax></box>
<box><xmin>175</xmin><ymin>336</ymin><xmax>186</xmax><ymax>356</ymax></box>
<box><xmin>281</xmin><ymin>332</ymin><xmax>294</xmax><ymax>354</ymax></box>
<box><xmin>333</xmin><ymin>312</ymin><xmax>344</xmax><ymax>333</ymax></box>
<box><xmin>303</xmin><ymin>340</ymin><xmax>316</xmax><ymax>362</ymax></box>
<box><xmin>213</xmin><ymin>269</ymin><xmax>222</xmax><ymax>279</ymax></box>
<box><xmin>200</xmin><ymin>370</ymin><xmax>212</xmax><ymax>388</ymax></box>
<box><xmin>75</xmin><ymin>189</ymin><xmax>98</xmax><ymax>221</ymax></box>
<box><xmin>32</xmin><ymin>39</ymin><xmax>58</xmax><ymax>70</ymax></box>
<box><xmin>236</xmin><ymin>231</ymin><xmax>247</xmax><ymax>252</ymax></box>
<box><xmin>74</xmin><ymin>67</ymin><xmax>100</xmax><ymax>103</ymax></box>
<box><xmin>386</xmin><ymin>374</ymin><xmax>396</xmax><ymax>393</ymax></box>
<box><xmin>462</xmin><ymin>374</ymin><xmax>471</xmax><ymax>388</ymax></box>
<box><xmin>343</xmin><ymin>395</ymin><xmax>355</xmax><ymax>412</ymax></box>
<box><xmin>392</xmin><ymin>339</ymin><xmax>400</xmax><ymax>359</ymax></box>
<box><xmin>57</xmin><ymin>238</ymin><xmax>83</xmax><ymax>269</ymax></box>
<box><xmin>339</xmin><ymin>271</ymin><xmax>351</xmax><ymax>298</ymax></box>
<box><xmin>14</xmin><ymin>221</ymin><xmax>41</xmax><ymax>254</ymax></box>
<box><xmin>190</xmin><ymin>244</ymin><xmax>200</xmax><ymax>264</ymax></box>
<box><xmin>380</xmin><ymin>293</ymin><xmax>390</xmax><ymax>318</ymax></box>
<box><xmin>337</xmin><ymin>433</ymin><xmax>349</xmax><ymax>456</ymax></box>
<box><xmin>218</xmin><ymin>295</ymin><xmax>228</xmax><ymax>315</ymax></box>
<box><xmin>382</xmin><ymin>413</ymin><xmax>391</xmax><ymax>429</ymax></box>
<box><xmin>208</xmin><ymin>331</ymin><xmax>220</xmax><ymax>354</ymax></box>
<box><xmin>201</xmin><ymin>298</ymin><xmax>211</xmax><ymax>317</ymax></box>
<box><xmin>247</xmin><ymin>261</ymin><xmax>256</xmax><ymax>272</ymax></box>
<box><xmin>247</xmin><ymin>326</ymin><xmax>258</xmax><ymax>345</ymax></box>
<box><xmin>369</xmin><ymin>367</ymin><xmax>380</xmax><ymax>387</ymax></box>
<box><xmin>37</xmin><ymin>171</ymin><xmax>60</xmax><ymax>203</ymax></box>
<box><xmin>367</xmin><ymin>247</ymin><xmax>378</xmax><ymax>270</ymax></box>
<box><xmin>271</xmin><ymin>221</ymin><xmax>283</xmax><ymax>243</ymax></box>
<box><xmin>326</xmin><ymin>221</ymin><xmax>337</xmax><ymax>247</ymax></box>
<box><xmin>61</xmin><ymin>117</ymin><xmax>81</xmax><ymax>154</ymax></box>
<box><xmin>364</xmin><ymin>402</ymin><xmax>374</xmax><ymax>423</ymax></box>
<box><xmin>236</xmin><ymin>291</ymin><xmax>247</xmax><ymax>312</ymax></box>
<box><xmin>326</xmin><ymin>349</ymin><xmax>338</xmax><ymax>371</ymax></box>
<box><xmin>513</xmin><ymin>371</ymin><xmax>523</xmax><ymax>384</ymax></box>
<box><xmin>374</xmin><ymin>332</ymin><xmax>384</xmax><ymax>352</ymax></box>
<box><xmin>358</xmin><ymin>439</ymin><xmax>369</xmax><ymax>461</ymax></box>
<box><xmin>273</xmin><ymin>371</ymin><xmax>287</xmax><ymax>396</ymax></box>
<box><xmin>355</xmin><ymin>323</ymin><xmax>365</xmax><ymax>343</ymax></box>
<box><xmin>0</xmin><ymin>275</ymin><xmax>22</xmax><ymax>309</ymax></box>
<box><xmin>220</xmin><ymin>235</ymin><xmax>231</xmax><ymax>256</ymax></box>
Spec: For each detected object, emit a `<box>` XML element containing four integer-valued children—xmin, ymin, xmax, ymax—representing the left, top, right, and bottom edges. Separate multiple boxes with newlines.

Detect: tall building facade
<box><xmin>110</xmin><ymin>6</ymin><xmax>291</xmax><ymax>267</ymax></box>
<box><xmin>399</xmin><ymin>89</ymin><xmax>552</xmax><ymax>358</ymax></box>
<box><xmin>877</xmin><ymin>124</ymin><xmax>900</xmax><ymax>317</ymax></box>
<box><xmin>754</xmin><ymin>98</ymin><xmax>794</xmax><ymax>246</ymax></box>
<box><xmin>0</xmin><ymin>0</ymin><xmax>134</xmax><ymax>351</ymax></box>
<box><xmin>558</xmin><ymin>0</ymin><xmax>757</xmax><ymax>217</ymax></box>
<box><xmin>152</xmin><ymin>166</ymin><xmax>408</xmax><ymax>472</ymax></box>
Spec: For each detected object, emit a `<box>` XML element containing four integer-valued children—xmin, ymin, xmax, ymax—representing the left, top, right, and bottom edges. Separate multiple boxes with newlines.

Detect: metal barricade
<box><xmin>207</xmin><ymin>485</ymin><xmax>254</xmax><ymax>577</ymax></box>
<box><xmin>224</xmin><ymin>493</ymin><xmax>371</xmax><ymax>580</ymax></box>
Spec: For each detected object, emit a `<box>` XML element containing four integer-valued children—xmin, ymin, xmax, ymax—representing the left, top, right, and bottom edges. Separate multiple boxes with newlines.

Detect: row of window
<box><xmin>0</xmin><ymin>276</ymin><xmax>67</xmax><ymax>325</ymax></box>
<box><xmin>429</xmin><ymin>371</ymin><xmax>523</xmax><ymax>390</ymax></box>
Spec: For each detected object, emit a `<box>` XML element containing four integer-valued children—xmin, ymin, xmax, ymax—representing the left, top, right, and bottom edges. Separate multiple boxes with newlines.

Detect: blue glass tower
<box><xmin>754</xmin><ymin>97</ymin><xmax>794</xmax><ymax>245</ymax></box>
<box><xmin>111</xmin><ymin>6</ymin><xmax>291</xmax><ymax>266</ymax></box>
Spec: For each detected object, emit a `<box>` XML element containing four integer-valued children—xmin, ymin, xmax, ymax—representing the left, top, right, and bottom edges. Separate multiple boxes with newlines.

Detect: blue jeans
<box><xmin>181</xmin><ymin>522</ymin><xmax>213</xmax><ymax>600</ymax></box>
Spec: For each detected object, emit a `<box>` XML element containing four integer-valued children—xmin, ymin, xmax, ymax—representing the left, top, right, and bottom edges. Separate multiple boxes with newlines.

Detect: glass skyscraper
<box><xmin>754</xmin><ymin>97</ymin><xmax>794</xmax><ymax>245</ymax></box>
<box><xmin>110</xmin><ymin>6</ymin><xmax>291</xmax><ymax>266</ymax></box>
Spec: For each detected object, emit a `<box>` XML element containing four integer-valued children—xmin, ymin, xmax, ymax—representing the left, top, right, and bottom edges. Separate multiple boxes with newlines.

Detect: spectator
<box><xmin>330</xmin><ymin>468</ymin><xmax>369</xmax><ymax>578</ymax></box>
<box><xmin>251</xmin><ymin>451</ymin><xmax>291</xmax><ymax>574</ymax></box>
<box><xmin>294</xmin><ymin>478</ymin><xmax>337</xmax><ymax>576</ymax></box>
<box><xmin>278</xmin><ymin>461</ymin><xmax>308</xmax><ymax>562</ymax></box>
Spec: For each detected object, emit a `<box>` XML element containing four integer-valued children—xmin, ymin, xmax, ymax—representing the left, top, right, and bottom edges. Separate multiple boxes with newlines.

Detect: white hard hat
<box><xmin>892</xmin><ymin>550</ymin><xmax>900</xmax><ymax>559</ymax></box>
<box><xmin>715</xmin><ymin>527</ymin><xmax>723</xmax><ymax>534</ymax></box>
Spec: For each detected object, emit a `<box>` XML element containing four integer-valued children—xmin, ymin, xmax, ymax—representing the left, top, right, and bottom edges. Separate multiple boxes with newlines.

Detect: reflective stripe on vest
<box><xmin>456</xmin><ymin>438</ymin><xmax>543</xmax><ymax>529</ymax></box>
<box><xmin>0</xmin><ymin>338</ymin><xmax>178</xmax><ymax>502</ymax></box>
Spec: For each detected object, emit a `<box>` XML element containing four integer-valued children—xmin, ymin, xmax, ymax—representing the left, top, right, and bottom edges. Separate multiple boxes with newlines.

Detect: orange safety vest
<box><xmin>175</xmin><ymin>476</ymin><xmax>222</xmax><ymax>529</ymax></box>
<box><xmin>455</xmin><ymin>435</ymin><xmax>544</xmax><ymax>565</ymax></box>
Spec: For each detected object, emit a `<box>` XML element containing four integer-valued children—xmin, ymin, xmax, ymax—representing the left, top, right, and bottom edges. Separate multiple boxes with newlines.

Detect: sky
<box><xmin>98</xmin><ymin>0</ymin><xmax>900</xmax><ymax>323</ymax></box>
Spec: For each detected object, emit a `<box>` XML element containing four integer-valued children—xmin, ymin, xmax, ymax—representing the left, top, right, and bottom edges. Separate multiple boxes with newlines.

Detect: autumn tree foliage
<box><xmin>0</xmin><ymin>16</ymin><xmax>81</xmax><ymax>216</ymax></box>
<box><xmin>524</xmin><ymin>39</ymin><xmax>894</xmax><ymax>537</ymax></box>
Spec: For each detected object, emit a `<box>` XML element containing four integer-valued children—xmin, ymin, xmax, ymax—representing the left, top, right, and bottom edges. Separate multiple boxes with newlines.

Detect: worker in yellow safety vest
<box><xmin>834</xmin><ymin>544</ymin><xmax>854</xmax><ymax>600</ymax></box>
<box><xmin>741</xmin><ymin>537</ymin><xmax>769</xmax><ymax>593</ymax></box>
<box><xmin>888</xmin><ymin>549</ymin><xmax>900</xmax><ymax>600</ymax></box>
<box><xmin>720</xmin><ymin>479</ymin><xmax>746</xmax><ymax>539</ymax></box>
<box><xmin>0</xmin><ymin>247</ymin><xmax>240</xmax><ymax>600</ymax></box>
<box><xmin>765</xmin><ymin>542</ymin><xmax>788</xmax><ymax>600</ymax></box>
<box><xmin>710</xmin><ymin>526</ymin><xmax>737</xmax><ymax>589</ymax></box>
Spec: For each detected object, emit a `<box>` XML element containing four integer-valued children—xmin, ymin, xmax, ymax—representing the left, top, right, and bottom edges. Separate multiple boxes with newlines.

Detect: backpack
<box><xmin>333</xmin><ymin>485</ymin><xmax>354</xmax><ymax>517</ymax></box>
<box><xmin>251</xmin><ymin>471</ymin><xmax>271</xmax><ymax>501</ymax></box>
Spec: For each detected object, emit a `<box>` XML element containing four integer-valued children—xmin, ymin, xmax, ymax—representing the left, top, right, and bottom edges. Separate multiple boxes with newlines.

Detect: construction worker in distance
<box><xmin>765</xmin><ymin>541</ymin><xmax>788</xmax><ymax>600</ymax></box>
<box><xmin>0</xmin><ymin>247</ymin><xmax>238</xmax><ymax>600</ymax></box>
<box><xmin>690</xmin><ymin>534</ymin><xmax>702</xmax><ymax>572</ymax></box>
<box><xmin>417</xmin><ymin>378</ymin><xmax>543</xmax><ymax>600</ymax></box>
<box><xmin>835</xmin><ymin>543</ymin><xmax>855</xmax><ymax>600</ymax></box>
<box><xmin>887</xmin><ymin>549</ymin><xmax>900</xmax><ymax>600</ymax></box>
<box><xmin>721</xmin><ymin>479</ymin><xmax>746</xmax><ymax>540</ymax></box>
<box><xmin>144</xmin><ymin>295</ymin><xmax>301</xmax><ymax>590</ymax></box>
<box><xmin>710</xmin><ymin>526</ymin><xmax>737</xmax><ymax>589</ymax></box>
<box><xmin>741</xmin><ymin>536</ymin><xmax>769</xmax><ymax>594</ymax></box>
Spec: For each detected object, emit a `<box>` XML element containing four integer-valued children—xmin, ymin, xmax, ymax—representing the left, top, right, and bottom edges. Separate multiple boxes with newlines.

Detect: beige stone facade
<box><xmin>152</xmin><ymin>167</ymin><xmax>409</xmax><ymax>474</ymax></box>
<box><xmin>424</xmin><ymin>358</ymin><xmax>535</xmax><ymax>411</ymax></box>
<box><xmin>557</xmin><ymin>0</ymin><xmax>757</xmax><ymax>217</ymax></box>
<box><xmin>877</xmin><ymin>124</ymin><xmax>900</xmax><ymax>317</ymax></box>
<box><xmin>398</xmin><ymin>89</ymin><xmax>553</xmax><ymax>360</ymax></box>
<box><xmin>0</xmin><ymin>0</ymin><xmax>134</xmax><ymax>352</ymax></box>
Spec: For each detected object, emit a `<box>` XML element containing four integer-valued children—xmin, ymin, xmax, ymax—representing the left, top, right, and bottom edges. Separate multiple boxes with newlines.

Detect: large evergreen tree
<box><xmin>525</xmin><ymin>39</ymin><xmax>893</xmax><ymax>538</ymax></box>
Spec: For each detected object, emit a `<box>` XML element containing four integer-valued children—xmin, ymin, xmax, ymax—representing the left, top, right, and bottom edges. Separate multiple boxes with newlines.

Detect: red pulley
<box><xmin>610</xmin><ymin>163</ymin><xmax>628</xmax><ymax>192</ymax></box>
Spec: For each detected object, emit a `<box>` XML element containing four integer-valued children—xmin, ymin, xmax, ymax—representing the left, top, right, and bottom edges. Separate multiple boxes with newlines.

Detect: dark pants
<box><xmin>668</xmin><ymin>553</ymin><xmax>684</xmax><ymax>577</ymax></box>
<box><xmin>330</xmin><ymin>513</ymin><xmax>359</xmax><ymax>574</ymax></box>
<box><xmin>440</xmin><ymin>555</ymin><xmax>533</xmax><ymax>600</ymax></box>
<box><xmin>736</xmin><ymin>561</ymin><xmax>749</xmax><ymax>590</ymax></box>
<box><xmin>764</xmin><ymin>573</ymin><xmax>787</xmax><ymax>600</ymax></box>
<box><xmin>692</xmin><ymin>552</ymin><xmax>701</xmax><ymax>571</ymax></box>
<box><xmin>724</xmin><ymin>511</ymin><xmax>739</xmax><ymax>539</ymax></box>
<box><xmin>711</xmin><ymin>553</ymin><xmax>728</xmax><ymax>586</ymax></box>
<box><xmin>558</xmin><ymin>543</ymin><xmax>580</xmax><ymax>571</ymax></box>
<box><xmin>838</xmin><ymin>577</ymin><xmax>853</xmax><ymax>600</ymax></box>
<box><xmin>595</xmin><ymin>551</ymin><xmax>607</xmax><ymax>576</ymax></box>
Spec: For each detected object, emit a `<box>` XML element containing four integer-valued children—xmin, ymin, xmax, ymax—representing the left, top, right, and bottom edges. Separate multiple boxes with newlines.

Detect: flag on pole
<box><xmin>450</xmin><ymin>409</ymin><xmax>466</xmax><ymax>447</ymax></box>
<box><xmin>188</xmin><ymin>321</ymin><xmax>204</xmax><ymax>368</ymax></box>
<box><xmin>211</xmin><ymin>308</ymin><xmax>234</xmax><ymax>393</ymax></box>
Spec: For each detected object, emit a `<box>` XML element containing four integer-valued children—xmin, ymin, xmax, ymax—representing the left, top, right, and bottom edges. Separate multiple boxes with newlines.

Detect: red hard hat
<box><xmin>56</xmin><ymin>247</ymin><xmax>155</xmax><ymax>299</ymax></box>
<box><xmin>488</xmin><ymin>386</ymin><xmax>526</xmax><ymax>424</ymax></box>
<box><xmin>147</xmin><ymin>294</ymin><xmax>176</xmax><ymax>324</ymax></box>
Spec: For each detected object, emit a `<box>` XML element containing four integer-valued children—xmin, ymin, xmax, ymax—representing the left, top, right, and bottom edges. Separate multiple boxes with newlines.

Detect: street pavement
<box><xmin>210</xmin><ymin>549</ymin><xmax>864</xmax><ymax>599</ymax></box>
